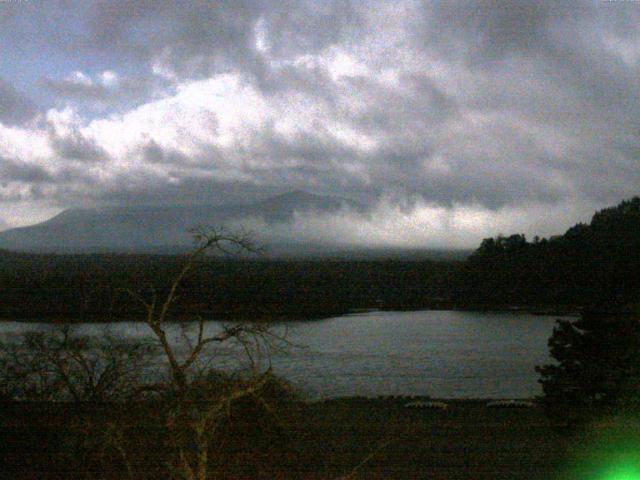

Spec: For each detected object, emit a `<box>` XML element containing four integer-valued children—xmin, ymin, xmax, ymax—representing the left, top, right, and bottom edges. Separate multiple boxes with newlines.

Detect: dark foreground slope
<box><xmin>0</xmin><ymin>398</ymin><xmax>589</xmax><ymax>480</ymax></box>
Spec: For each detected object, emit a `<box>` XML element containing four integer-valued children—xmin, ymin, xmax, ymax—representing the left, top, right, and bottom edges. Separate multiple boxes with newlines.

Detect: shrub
<box><xmin>0</xmin><ymin>325</ymin><xmax>156</xmax><ymax>401</ymax></box>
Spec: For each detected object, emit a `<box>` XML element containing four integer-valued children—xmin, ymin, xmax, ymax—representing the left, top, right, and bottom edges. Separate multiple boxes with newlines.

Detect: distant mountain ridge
<box><xmin>0</xmin><ymin>191</ymin><xmax>362</xmax><ymax>254</ymax></box>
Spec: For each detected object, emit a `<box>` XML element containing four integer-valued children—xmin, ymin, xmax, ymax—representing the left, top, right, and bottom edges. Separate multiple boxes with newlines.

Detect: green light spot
<box><xmin>602</xmin><ymin>462</ymin><xmax>640</xmax><ymax>480</ymax></box>
<box><xmin>560</xmin><ymin>416</ymin><xmax>640</xmax><ymax>480</ymax></box>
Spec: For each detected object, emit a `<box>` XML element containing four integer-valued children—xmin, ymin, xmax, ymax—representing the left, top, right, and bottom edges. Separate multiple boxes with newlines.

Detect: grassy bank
<box><xmin>0</xmin><ymin>397</ymin><xmax>595</xmax><ymax>479</ymax></box>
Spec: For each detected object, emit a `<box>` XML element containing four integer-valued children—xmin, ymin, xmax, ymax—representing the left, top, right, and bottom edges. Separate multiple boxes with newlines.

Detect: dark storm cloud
<box><xmin>83</xmin><ymin>0</ymin><xmax>359</xmax><ymax>81</ymax></box>
<box><xmin>96</xmin><ymin>176</ymin><xmax>282</xmax><ymax>207</ymax></box>
<box><xmin>84</xmin><ymin>0</ymin><xmax>258</xmax><ymax>79</ymax></box>
<box><xmin>418</xmin><ymin>0</ymin><xmax>640</xmax><ymax>131</ymax></box>
<box><xmin>403</xmin><ymin>1</ymin><xmax>640</xmax><ymax>207</ymax></box>
<box><xmin>0</xmin><ymin>157</ymin><xmax>52</xmax><ymax>184</ymax></box>
<box><xmin>0</xmin><ymin>155</ymin><xmax>96</xmax><ymax>205</ymax></box>
<box><xmin>43</xmin><ymin>75</ymin><xmax>156</xmax><ymax>106</ymax></box>
<box><xmin>424</xmin><ymin>0</ymin><xmax>578</xmax><ymax>64</ymax></box>
<box><xmin>344</xmin><ymin>73</ymin><xmax>459</xmax><ymax>137</ymax></box>
<box><xmin>141</xmin><ymin>140</ymin><xmax>190</xmax><ymax>165</ymax></box>
<box><xmin>44</xmin><ymin>77</ymin><xmax>108</xmax><ymax>101</ymax></box>
<box><xmin>46</xmin><ymin>124</ymin><xmax>108</xmax><ymax>162</ymax></box>
<box><xmin>249</xmin><ymin>123</ymin><xmax>360</xmax><ymax>164</ymax></box>
<box><xmin>260</xmin><ymin>0</ymin><xmax>361</xmax><ymax>57</ymax></box>
<box><xmin>0</xmin><ymin>79</ymin><xmax>37</xmax><ymax>126</ymax></box>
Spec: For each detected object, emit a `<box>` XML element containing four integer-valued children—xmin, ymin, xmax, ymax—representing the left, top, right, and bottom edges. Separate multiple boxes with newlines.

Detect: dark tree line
<box><xmin>453</xmin><ymin>196</ymin><xmax>640</xmax><ymax>310</ymax></box>
<box><xmin>0</xmin><ymin>252</ymin><xmax>458</xmax><ymax>321</ymax></box>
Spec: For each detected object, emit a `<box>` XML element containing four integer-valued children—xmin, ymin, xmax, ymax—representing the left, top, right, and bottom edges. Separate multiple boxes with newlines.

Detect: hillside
<box><xmin>454</xmin><ymin>196</ymin><xmax>640</xmax><ymax>309</ymax></box>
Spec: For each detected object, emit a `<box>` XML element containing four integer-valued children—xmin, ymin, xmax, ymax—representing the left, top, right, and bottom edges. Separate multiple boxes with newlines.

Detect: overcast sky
<box><xmin>0</xmin><ymin>1</ymin><xmax>638</xmax><ymax>247</ymax></box>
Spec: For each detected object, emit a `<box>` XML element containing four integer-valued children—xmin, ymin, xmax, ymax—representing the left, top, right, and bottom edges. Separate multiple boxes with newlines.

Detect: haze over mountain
<box><xmin>0</xmin><ymin>191</ymin><xmax>371</xmax><ymax>255</ymax></box>
<box><xmin>0</xmin><ymin>190</ymin><xmax>466</xmax><ymax>257</ymax></box>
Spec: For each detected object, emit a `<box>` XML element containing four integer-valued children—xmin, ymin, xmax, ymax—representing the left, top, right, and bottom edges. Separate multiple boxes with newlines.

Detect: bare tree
<box><xmin>127</xmin><ymin>227</ymin><xmax>293</xmax><ymax>480</ymax></box>
<box><xmin>0</xmin><ymin>227</ymin><xmax>396</xmax><ymax>480</ymax></box>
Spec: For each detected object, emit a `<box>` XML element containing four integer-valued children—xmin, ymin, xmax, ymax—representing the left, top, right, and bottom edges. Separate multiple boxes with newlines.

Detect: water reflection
<box><xmin>0</xmin><ymin>310</ymin><xmax>566</xmax><ymax>399</ymax></box>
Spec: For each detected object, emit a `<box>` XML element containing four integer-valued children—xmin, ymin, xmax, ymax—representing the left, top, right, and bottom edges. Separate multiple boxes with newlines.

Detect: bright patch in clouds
<box><xmin>68</xmin><ymin>71</ymin><xmax>93</xmax><ymax>87</ymax></box>
<box><xmin>100</xmin><ymin>71</ymin><xmax>119</xmax><ymax>87</ymax></box>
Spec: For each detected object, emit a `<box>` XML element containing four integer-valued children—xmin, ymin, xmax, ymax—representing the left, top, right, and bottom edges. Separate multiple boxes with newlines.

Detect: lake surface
<box><xmin>0</xmin><ymin>310</ymin><xmax>568</xmax><ymax>399</ymax></box>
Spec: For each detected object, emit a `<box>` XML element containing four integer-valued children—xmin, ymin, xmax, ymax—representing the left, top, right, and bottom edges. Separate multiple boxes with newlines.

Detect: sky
<box><xmin>0</xmin><ymin>0</ymin><xmax>638</xmax><ymax>248</ymax></box>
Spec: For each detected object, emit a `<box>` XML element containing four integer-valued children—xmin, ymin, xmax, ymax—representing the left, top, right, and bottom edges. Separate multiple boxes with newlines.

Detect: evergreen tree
<box><xmin>536</xmin><ymin>306</ymin><xmax>640</xmax><ymax>424</ymax></box>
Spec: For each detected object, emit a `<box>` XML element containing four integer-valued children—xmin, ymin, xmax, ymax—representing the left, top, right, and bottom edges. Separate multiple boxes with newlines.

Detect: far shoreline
<box><xmin>0</xmin><ymin>304</ymin><xmax>581</xmax><ymax>323</ymax></box>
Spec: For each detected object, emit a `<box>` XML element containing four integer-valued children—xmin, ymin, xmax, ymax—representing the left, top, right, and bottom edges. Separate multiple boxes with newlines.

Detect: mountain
<box><xmin>0</xmin><ymin>191</ymin><xmax>362</xmax><ymax>254</ymax></box>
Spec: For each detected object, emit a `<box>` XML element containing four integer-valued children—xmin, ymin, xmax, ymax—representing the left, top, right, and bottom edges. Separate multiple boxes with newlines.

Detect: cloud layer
<box><xmin>0</xmin><ymin>1</ymin><xmax>638</xmax><ymax>247</ymax></box>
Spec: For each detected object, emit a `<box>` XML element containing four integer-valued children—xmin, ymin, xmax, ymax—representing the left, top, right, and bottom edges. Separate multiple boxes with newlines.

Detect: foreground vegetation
<box><xmin>0</xmin><ymin>398</ymin><xmax>574</xmax><ymax>479</ymax></box>
<box><xmin>4</xmin><ymin>397</ymin><xmax>639</xmax><ymax>480</ymax></box>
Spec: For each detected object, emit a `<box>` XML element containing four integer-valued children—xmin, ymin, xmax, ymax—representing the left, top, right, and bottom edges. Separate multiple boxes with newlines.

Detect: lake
<box><xmin>0</xmin><ymin>310</ymin><xmax>568</xmax><ymax>399</ymax></box>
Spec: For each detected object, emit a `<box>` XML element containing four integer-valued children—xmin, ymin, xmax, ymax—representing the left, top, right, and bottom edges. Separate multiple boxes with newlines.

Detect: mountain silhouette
<box><xmin>0</xmin><ymin>191</ymin><xmax>360</xmax><ymax>253</ymax></box>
